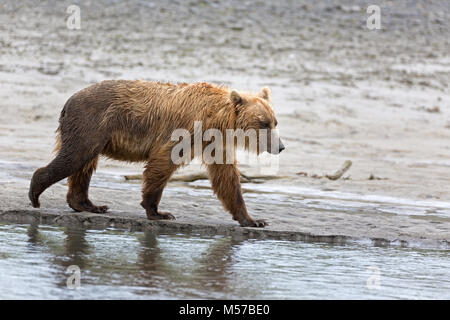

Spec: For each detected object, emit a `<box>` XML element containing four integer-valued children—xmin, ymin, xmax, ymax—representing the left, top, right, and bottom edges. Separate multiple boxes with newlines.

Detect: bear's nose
<box><xmin>278</xmin><ymin>140</ymin><xmax>285</xmax><ymax>153</ymax></box>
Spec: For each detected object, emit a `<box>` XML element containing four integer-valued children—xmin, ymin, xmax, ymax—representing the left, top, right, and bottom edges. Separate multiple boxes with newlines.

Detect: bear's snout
<box><xmin>269</xmin><ymin>138</ymin><xmax>285</xmax><ymax>154</ymax></box>
<box><xmin>278</xmin><ymin>140</ymin><xmax>285</xmax><ymax>153</ymax></box>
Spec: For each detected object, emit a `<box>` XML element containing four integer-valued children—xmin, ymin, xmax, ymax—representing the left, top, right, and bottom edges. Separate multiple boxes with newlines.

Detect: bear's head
<box><xmin>230</xmin><ymin>87</ymin><xmax>285</xmax><ymax>155</ymax></box>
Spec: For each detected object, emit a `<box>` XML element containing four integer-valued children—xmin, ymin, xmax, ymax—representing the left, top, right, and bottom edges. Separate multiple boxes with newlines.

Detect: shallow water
<box><xmin>0</xmin><ymin>222</ymin><xmax>449</xmax><ymax>299</ymax></box>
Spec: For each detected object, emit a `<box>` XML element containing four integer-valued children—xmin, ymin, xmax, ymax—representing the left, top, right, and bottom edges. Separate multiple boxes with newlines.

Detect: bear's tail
<box><xmin>53</xmin><ymin>102</ymin><xmax>68</xmax><ymax>154</ymax></box>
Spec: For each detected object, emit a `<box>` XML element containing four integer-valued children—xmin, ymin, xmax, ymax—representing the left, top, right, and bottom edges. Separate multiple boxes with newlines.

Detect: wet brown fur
<box><xmin>29</xmin><ymin>80</ymin><xmax>280</xmax><ymax>227</ymax></box>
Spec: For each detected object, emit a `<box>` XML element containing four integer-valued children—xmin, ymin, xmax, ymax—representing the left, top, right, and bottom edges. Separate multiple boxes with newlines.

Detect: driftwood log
<box><xmin>124</xmin><ymin>172</ymin><xmax>286</xmax><ymax>183</ymax></box>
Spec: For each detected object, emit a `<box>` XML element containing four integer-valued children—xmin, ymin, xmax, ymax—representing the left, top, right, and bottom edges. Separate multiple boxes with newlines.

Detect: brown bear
<box><xmin>29</xmin><ymin>80</ymin><xmax>284</xmax><ymax>227</ymax></box>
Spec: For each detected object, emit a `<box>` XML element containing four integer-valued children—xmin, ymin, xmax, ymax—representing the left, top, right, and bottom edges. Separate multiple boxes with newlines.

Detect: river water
<box><xmin>0</xmin><ymin>222</ymin><xmax>449</xmax><ymax>299</ymax></box>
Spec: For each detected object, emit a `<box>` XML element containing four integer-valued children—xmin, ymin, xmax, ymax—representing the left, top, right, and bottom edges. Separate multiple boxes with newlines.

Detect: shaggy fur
<box><xmin>28</xmin><ymin>80</ymin><xmax>283</xmax><ymax>227</ymax></box>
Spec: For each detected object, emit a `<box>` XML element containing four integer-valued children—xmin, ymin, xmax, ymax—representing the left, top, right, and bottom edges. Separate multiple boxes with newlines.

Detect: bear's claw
<box><xmin>147</xmin><ymin>211</ymin><xmax>176</xmax><ymax>221</ymax></box>
<box><xmin>29</xmin><ymin>191</ymin><xmax>40</xmax><ymax>208</ymax></box>
<box><xmin>240</xmin><ymin>219</ymin><xmax>268</xmax><ymax>228</ymax></box>
<box><xmin>90</xmin><ymin>205</ymin><xmax>109</xmax><ymax>214</ymax></box>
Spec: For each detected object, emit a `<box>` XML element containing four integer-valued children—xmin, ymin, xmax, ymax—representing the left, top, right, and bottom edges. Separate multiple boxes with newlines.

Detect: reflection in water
<box><xmin>193</xmin><ymin>237</ymin><xmax>242</xmax><ymax>293</ymax></box>
<box><xmin>62</xmin><ymin>226</ymin><xmax>91</xmax><ymax>268</ymax></box>
<box><xmin>0</xmin><ymin>222</ymin><xmax>449</xmax><ymax>299</ymax></box>
<box><xmin>135</xmin><ymin>230</ymin><xmax>245</xmax><ymax>298</ymax></box>
<box><xmin>26</xmin><ymin>221</ymin><xmax>41</xmax><ymax>245</ymax></box>
<box><xmin>23</xmin><ymin>224</ymin><xmax>249</xmax><ymax>298</ymax></box>
<box><xmin>26</xmin><ymin>222</ymin><xmax>91</xmax><ymax>288</ymax></box>
<box><xmin>135</xmin><ymin>229</ymin><xmax>174</xmax><ymax>296</ymax></box>
<box><xmin>138</xmin><ymin>229</ymin><xmax>161</xmax><ymax>269</ymax></box>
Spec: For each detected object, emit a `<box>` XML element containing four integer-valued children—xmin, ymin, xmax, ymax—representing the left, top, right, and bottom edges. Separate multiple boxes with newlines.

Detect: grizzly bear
<box><xmin>28</xmin><ymin>80</ymin><xmax>284</xmax><ymax>227</ymax></box>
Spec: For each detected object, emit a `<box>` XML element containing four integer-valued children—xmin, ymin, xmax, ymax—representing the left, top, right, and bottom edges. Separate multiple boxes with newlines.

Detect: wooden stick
<box><xmin>124</xmin><ymin>172</ymin><xmax>287</xmax><ymax>183</ymax></box>
<box><xmin>325</xmin><ymin>160</ymin><xmax>352</xmax><ymax>180</ymax></box>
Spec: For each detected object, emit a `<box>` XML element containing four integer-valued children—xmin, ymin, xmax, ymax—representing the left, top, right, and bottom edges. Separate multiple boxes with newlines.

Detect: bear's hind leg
<box><xmin>66</xmin><ymin>156</ymin><xmax>108</xmax><ymax>214</ymax></box>
<box><xmin>29</xmin><ymin>149</ymin><xmax>95</xmax><ymax>208</ymax></box>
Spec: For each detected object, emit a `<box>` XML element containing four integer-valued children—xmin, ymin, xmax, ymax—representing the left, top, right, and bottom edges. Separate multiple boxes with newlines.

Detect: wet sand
<box><xmin>0</xmin><ymin>1</ymin><xmax>449</xmax><ymax>248</ymax></box>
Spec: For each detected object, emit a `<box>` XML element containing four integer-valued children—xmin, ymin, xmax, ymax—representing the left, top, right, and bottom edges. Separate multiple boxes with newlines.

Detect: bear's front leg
<box><xmin>141</xmin><ymin>188</ymin><xmax>175</xmax><ymax>220</ymax></box>
<box><xmin>207</xmin><ymin>163</ymin><xmax>268</xmax><ymax>228</ymax></box>
<box><xmin>141</xmin><ymin>154</ymin><xmax>177</xmax><ymax>220</ymax></box>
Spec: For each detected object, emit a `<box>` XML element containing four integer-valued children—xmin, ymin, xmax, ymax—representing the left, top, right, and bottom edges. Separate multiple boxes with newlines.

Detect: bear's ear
<box><xmin>230</xmin><ymin>90</ymin><xmax>244</xmax><ymax>105</ymax></box>
<box><xmin>260</xmin><ymin>87</ymin><xmax>271</xmax><ymax>100</ymax></box>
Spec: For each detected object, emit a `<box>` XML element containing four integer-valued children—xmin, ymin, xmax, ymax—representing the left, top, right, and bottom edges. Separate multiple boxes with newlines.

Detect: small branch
<box><xmin>171</xmin><ymin>173</ymin><xmax>208</xmax><ymax>182</ymax></box>
<box><xmin>325</xmin><ymin>160</ymin><xmax>352</xmax><ymax>181</ymax></box>
<box><xmin>124</xmin><ymin>174</ymin><xmax>143</xmax><ymax>180</ymax></box>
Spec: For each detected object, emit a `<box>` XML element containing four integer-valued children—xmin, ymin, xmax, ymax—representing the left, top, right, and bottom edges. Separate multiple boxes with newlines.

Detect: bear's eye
<box><xmin>260</xmin><ymin>121</ymin><xmax>271</xmax><ymax>129</ymax></box>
